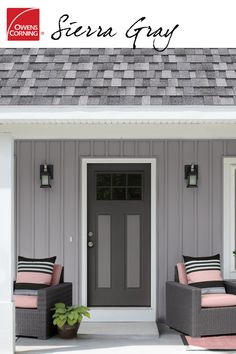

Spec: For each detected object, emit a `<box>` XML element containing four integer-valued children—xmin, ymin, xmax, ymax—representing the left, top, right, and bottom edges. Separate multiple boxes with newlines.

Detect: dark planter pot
<box><xmin>57</xmin><ymin>322</ymin><xmax>80</xmax><ymax>339</ymax></box>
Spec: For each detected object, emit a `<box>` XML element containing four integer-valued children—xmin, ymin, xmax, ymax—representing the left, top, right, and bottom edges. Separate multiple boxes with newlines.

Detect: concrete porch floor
<box><xmin>15</xmin><ymin>323</ymin><xmax>228</xmax><ymax>354</ymax></box>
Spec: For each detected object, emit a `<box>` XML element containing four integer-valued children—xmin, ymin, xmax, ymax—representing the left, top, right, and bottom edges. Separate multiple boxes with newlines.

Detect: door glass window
<box><xmin>96</xmin><ymin>172</ymin><xmax>143</xmax><ymax>200</ymax></box>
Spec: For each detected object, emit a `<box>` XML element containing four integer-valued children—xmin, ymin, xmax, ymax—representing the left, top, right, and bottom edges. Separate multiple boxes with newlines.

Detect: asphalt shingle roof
<box><xmin>0</xmin><ymin>48</ymin><xmax>236</xmax><ymax>105</ymax></box>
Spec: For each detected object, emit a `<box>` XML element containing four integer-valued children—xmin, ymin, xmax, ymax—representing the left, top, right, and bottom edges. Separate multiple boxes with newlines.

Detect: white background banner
<box><xmin>0</xmin><ymin>0</ymin><xmax>235</xmax><ymax>48</ymax></box>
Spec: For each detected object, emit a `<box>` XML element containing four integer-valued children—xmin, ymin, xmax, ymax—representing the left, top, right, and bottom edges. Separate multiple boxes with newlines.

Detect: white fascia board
<box><xmin>0</xmin><ymin>105</ymin><xmax>236</xmax><ymax>122</ymax></box>
<box><xmin>1</xmin><ymin>106</ymin><xmax>236</xmax><ymax>139</ymax></box>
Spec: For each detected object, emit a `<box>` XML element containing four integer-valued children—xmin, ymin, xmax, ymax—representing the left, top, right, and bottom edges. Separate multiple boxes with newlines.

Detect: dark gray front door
<box><xmin>87</xmin><ymin>163</ymin><xmax>151</xmax><ymax>307</ymax></box>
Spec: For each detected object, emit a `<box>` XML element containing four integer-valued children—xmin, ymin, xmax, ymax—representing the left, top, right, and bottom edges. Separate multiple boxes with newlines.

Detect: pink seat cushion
<box><xmin>177</xmin><ymin>263</ymin><xmax>188</xmax><ymax>285</ymax></box>
<box><xmin>51</xmin><ymin>264</ymin><xmax>63</xmax><ymax>285</ymax></box>
<box><xmin>201</xmin><ymin>294</ymin><xmax>236</xmax><ymax>308</ymax></box>
<box><xmin>13</xmin><ymin>295</ymin><xmax>38</xmax><ymax>308</ymax></box>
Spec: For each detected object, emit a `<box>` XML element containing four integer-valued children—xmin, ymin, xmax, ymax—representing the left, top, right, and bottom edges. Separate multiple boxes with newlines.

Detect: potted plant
<box><xmin>52</xmin><ymin>303</ymin><xmax>90</xmax><ymax>339</ymax></box>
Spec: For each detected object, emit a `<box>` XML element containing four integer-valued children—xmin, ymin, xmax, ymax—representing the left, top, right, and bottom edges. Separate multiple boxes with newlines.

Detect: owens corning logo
<box><xmin>7</xmin><ymin>8</ymin><xmax>40</xmax><ymax>41</ymax></box>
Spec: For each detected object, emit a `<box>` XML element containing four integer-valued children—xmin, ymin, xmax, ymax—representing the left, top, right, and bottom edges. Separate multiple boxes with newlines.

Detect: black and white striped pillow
<box><xmin>16</xmin><ymin>256</ymin><xmax>56</xmax><ymax>287</ymax></box>
<box><xmin>183</xmin><ymin>254</ymin><xmax>225</xmax><ymax>294</ymax></box>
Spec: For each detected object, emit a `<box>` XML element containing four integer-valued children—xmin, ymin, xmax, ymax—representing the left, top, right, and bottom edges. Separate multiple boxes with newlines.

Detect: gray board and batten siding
<box><xmin>15</xmin><ymin>139</ymin><xmax>234</xmax><ymax>321</ymax></box>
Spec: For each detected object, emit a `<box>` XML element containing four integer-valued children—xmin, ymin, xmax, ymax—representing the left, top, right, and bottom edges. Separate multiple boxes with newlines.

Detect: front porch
<box><xmin>16</xmin><ymin>324</ymin><xmax>184</xmax><ymax>354</ymax></box>
<box><xmin>2</xmin><ymin>116</ymin><xmax>236</xmax><ymax>352</ymax></box>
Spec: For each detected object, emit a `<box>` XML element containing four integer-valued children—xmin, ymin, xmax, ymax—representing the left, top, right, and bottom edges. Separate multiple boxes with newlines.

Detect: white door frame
<box><xmin>223</xmin><ymin>157</ymin><xmax>236</xmax><ymax>278</ymax></box>
<box><xmin>81</xmin><ymin>158</ymin><xmax>157</xmax><ymax>322</ymax></box>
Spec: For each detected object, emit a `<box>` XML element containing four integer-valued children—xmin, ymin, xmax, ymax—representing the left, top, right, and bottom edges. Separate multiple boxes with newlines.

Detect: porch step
<box><xmin>79</xmin><ymin>322</ymin><xmax>159</xmax><ymax>336</ymax></box>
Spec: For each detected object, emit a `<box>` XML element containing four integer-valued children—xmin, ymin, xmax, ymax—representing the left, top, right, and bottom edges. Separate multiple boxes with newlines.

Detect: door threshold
<box><xmin>79</xmin><ymin>321</ymin><xmax>159</xmax><ymax>336</ymax></box>
<box><xmin>84</xmin><ymin>307</ymin><xmax>155</xmax><ymax>322</ymax></box>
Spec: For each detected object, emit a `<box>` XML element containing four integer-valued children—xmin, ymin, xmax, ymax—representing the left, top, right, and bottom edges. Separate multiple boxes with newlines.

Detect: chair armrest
<box><xmin>224</xmin><ymin>280</ymin><xmax>236</xmax><ymax>295</ymax></box>
<box><xmin>166</xmin><ymin>281</ymin><xmax>201</xmax><ymax>312</ymax></box>
<box><xmin>166</xmin><ymin>281</ymin><xmax>201</xmax><ymax>335</ymax></box>
<box><xmin>38</xmin><ymin>282</ymin><xmax>72</xmax><ymax>310</ymax></box>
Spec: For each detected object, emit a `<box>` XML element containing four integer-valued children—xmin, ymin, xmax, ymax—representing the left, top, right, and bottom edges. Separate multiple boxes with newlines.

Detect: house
<box><xmin>1</xmin><ymin>47</ymin><xmax>236</xmax><ymax>353</ymax></box>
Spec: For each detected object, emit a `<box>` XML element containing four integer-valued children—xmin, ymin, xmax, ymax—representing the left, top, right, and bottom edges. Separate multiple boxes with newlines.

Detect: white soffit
<box><xmin>1</xmin><ymin>106</ymin><xmax>236</xmax><ymax>139</ymax></box>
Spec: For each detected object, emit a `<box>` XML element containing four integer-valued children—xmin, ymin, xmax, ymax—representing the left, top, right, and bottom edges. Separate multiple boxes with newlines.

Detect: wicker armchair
<box><xmin>166</xmin><ymin>275</ymin><xmax>236</xmax><ymax>337</ymax></box>
<box><xmin>15</xmin><ymin>276</ymin><xmax>72</xmax><ymax>339</ymax></box>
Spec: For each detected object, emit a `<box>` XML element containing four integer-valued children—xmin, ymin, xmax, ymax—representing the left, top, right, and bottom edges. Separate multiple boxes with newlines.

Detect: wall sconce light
<box><xmin>40</xmin><ymin>164</ymin><xmax>53</xmax><ymax>188</ymax></box>
<box><xmin>185</xmin><ymin>164</ymin><xmax>198</xmax><ymax>188</ymax></box>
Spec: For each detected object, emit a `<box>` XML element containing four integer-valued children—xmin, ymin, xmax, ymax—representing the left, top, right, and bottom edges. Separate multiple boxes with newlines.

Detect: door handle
<box><xmin>88</xmin><ymin>231</ymin><xmax>93</xmax><ymax>237</ymax></box>
<box><xmin>88</xmin><ymin>241</ymin><xmax>94</xmax><ymax>248</ymax></box>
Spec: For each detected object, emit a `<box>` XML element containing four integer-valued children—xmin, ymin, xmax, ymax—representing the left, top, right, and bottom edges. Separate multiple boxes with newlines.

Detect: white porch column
<box><xmin>0</xmin><ymin>134</ymin><xmax>15</xmax><ymax>353</ymax></box>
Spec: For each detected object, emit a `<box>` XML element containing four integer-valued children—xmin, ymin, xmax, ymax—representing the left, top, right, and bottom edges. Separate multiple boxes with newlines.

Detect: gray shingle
<box><xmin>216</xmin><ymin>78</ymin><xmax>227</xmax><ymax>86</ymax></box>
<box><xmin>48</xmin><ymin>78</ymin><xmax>63</xmax><ymax>87</ymax></box>
<box><xmin>77</xmin><ymin>96</ymin><xmax>88</xmax><ymax>105</ymax></box>
<box><xmin>21</xmin><ymin>70</ymin><xmax>33</xmax><ymax>79</ymax></box>
<box><xmin>1</xmin><ymin>63</ymin><xmax>14</xmax><ymax>71</ymax></box>
<box><xmin>124</xmin><ymin>71</ymin><xmax>134</xmax><ymax>79</ymax></box>
<box><xmin>142</xmin><ymin>96</ymin><xmax>151</xmax><ymax>105</ymax></box>
<box><xmin>219</xmin><ymin>97</ymin><xmax>235</xmax><ymax>105</ymax></box>
<box><xmin>65</xmin><ymin>71</ymin><xmax>76</xmax><ymax>79</ymax></box>
<box><xmin>0</xmin><ymin>48</ymin><xmax>235</xmax><ymax>105</ymax></box>
<box><xmin>0</xmin><ymin>96</ymin><xmax>12</xmax><ymax>104</ymax></box>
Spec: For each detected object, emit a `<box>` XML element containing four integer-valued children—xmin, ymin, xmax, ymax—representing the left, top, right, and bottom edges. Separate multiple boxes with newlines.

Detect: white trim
<box><xmin>2</xmin><ymin>106</ymin><xmax>236</xmax><ymax>139</ymax></box>
<box><xmin>80</xmin><ymin>158</ymin><xmax>156</xmax><ymax>322</ymax></box>
<box><xmin>1</xmin><ymin>105</ymin><xmax>236</xmax><ymax>121</ymax></box>
<box><xmin>223</xmin><ymin>157</ymin><xmax>236</xmax><ymax>278</ymax></box>
<box><xmin>0</xmin><ymin>134</ymin><xmax>15</xmax><ymax>353</ymax></box>
<box><xmin>5</xmin><ymin>122</ymin><xmax>236</xmax><ymax>139</ymax></box>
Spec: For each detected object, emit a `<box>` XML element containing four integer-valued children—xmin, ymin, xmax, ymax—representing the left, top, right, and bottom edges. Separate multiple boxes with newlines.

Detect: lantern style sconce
<box><xmin>40</xmin><ymin>164</ymin><xmax>53</xmax><ymax>188</ymax></box>
<box><xmin>185</xmin><ymin>164</ymin><xmax>198</xmax><ymax>188</ymax></box>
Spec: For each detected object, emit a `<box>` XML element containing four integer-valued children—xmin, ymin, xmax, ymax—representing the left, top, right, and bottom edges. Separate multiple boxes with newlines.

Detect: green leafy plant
<box><xmin>52</xmin><ymin>303</ymin><xmax>90</xmax><ymax>328</ymax></box>
<box><xmin>233</xmin><ymin>251</ymin><xmax>236</xmax><ymax>256</ymax></box>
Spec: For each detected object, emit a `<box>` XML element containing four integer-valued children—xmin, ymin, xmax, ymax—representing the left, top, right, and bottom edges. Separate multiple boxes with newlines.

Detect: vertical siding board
<box><xmin>46</xmin><ymin>142</ymin><xmax>50</xmax><ymax>256</ymax></box>
<box><xmin>93</xmin><ymin>141</ymin><xmax>106</xmax><ymax>156</ymax></box>
<box><xmin>197</xmin><ymin>141</ymin><xmax>210</xmax><ymax>256</ymax></box>
<box><xmin>179</xmin><ymin>142</ymin><xmax>183</xmax><ymax>257</ymax></box>
<box><xmin>137</xmin><ymin>141</ymin><xmax>150</xmax><ymax>156</ymax></box>
<box><xmin>123</xmin><ymin>141</ymin><xmax>136</xmax><ymax>156</ymax></box>
<box><xmin>63</xmin><ymin>142</ymin><xmax>76</xmax><ymax>299</ymax></box>
<box><xmin>34</xmin><ymin>142</ymin><xmax>47</xmax><ymax>257</ymax></box>
<box><xmin>212</xmin><ymin>141</ymin><xmax>224</xmax><ymax>254</ymax></box>
<box><xmin>108</xmin><ymin>141</ymin><xmax>120</xmax><ymax>156</ymax></box>
<box><xmin>79</xmin><ymin>141</ymin><xmax>91</xmax><ymax>156</ymax></box>
<box><xmin>182</xmin><ymin>142</ymin><xmax>196</xmax><ymax>256</ymax></box>
<box><xmin>31</xmin><ymin>143</ymin><xmax>35</xmax><ymax>257</ymax></box>
<box><xmin>60</xmin><ymin>142</ymin><xmax>64</xmax><ymax>266</ymax></box>
<box><xmin>18</xmin><ymin>142</ymin><xmax>33</xmax><ymax>257</ymax></box>
<box><xmin>152</xmin><ymin>141</ymin><xmax>165</xmax><ymax>320</ymax></box>
<box><xmin>49</xmin><ymin>142</ymin><xmax>62</xmax><ymax>263</ymax></box>
<box><xmin>209</xmin><ymin>142</ymin><xmax>213</xmax><ymax>254</ymax></box>
<box><xmin>226</xmin><ymin>141</ymin><xmax>236</xmax><ymax>155</ymax></box>
<box><xmin>74</xmin><ymin>141</ymin><xmax>79</xmax><ymax>303</ymax></box>
<box><xmin>167</xmin><ymin>142</ymin><xmax>180</xmax><ymax>280</ymax></box>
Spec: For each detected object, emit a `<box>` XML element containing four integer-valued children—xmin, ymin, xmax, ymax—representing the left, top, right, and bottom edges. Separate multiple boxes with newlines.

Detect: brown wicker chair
<box><xmin>15</xmin><ymin>268</ymin><xmax>72</xmax><ymax>339</ymax></box>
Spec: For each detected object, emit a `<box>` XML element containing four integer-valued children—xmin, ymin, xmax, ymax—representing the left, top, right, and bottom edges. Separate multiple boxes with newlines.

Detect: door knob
<box><xmin>88</xmin><ymin>241</ymin><xmax>94</xmax><ymax>248</ymax></box>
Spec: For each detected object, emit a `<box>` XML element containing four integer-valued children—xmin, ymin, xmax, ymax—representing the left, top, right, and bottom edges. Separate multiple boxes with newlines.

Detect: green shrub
<box><xmin>52</xmin><ymin>303</ymin><xmax>90</xmax><ymax>328</ymax></box>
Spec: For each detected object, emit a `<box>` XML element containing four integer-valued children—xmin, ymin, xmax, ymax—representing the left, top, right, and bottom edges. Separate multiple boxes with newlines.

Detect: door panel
<box><xmin>97</xmin><ymin>214</ymin><xmax>111</xmax><ymax>288</ymax></box>
<box><xmin>126</xmin><ymin>214</ymin><xmax>141</xmax><ymax>288</ymax></box>
<box><xmin>87</xmin><ymin>164</ymin><xmax>151</xmax><ymax>307</ymax></box>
